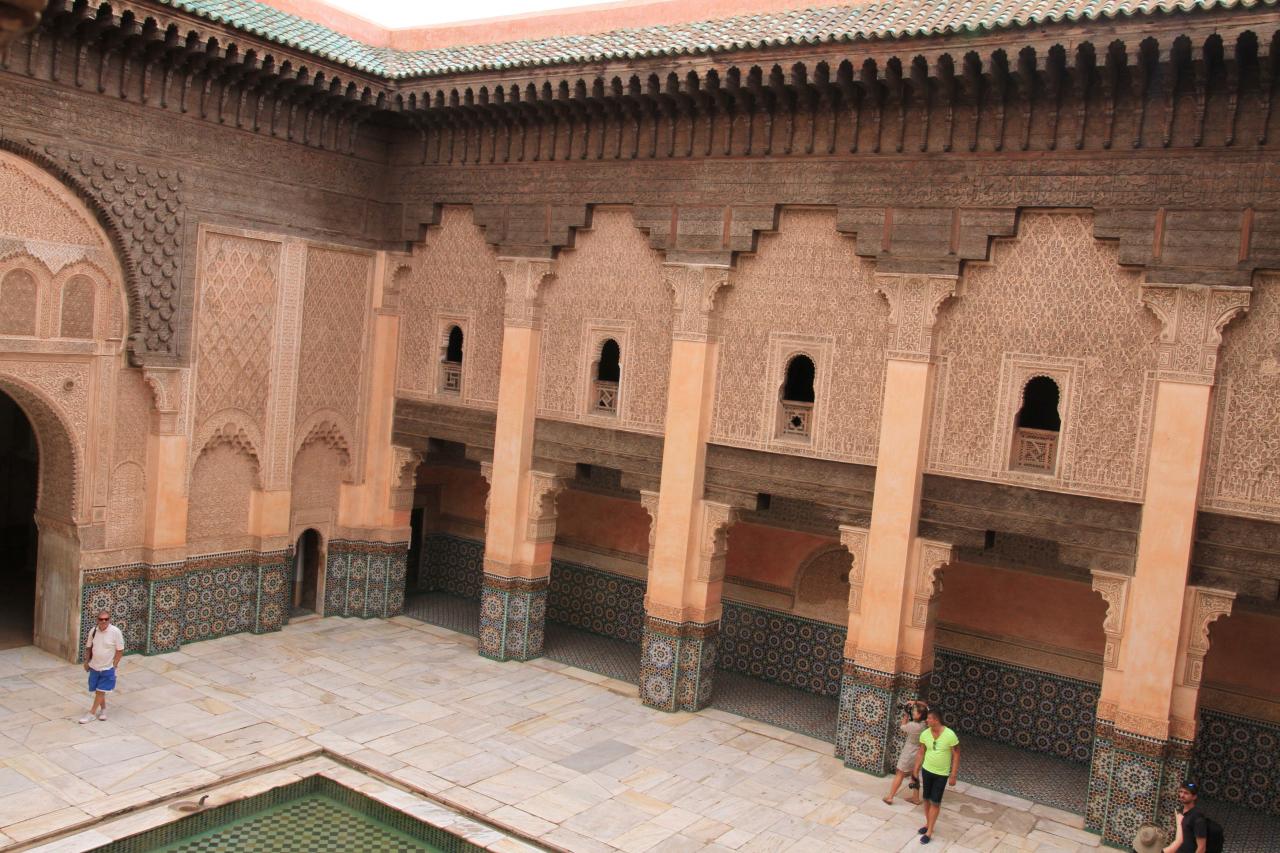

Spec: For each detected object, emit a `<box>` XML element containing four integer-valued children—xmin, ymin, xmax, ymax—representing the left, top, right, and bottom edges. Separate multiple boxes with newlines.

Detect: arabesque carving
<box><xmin>664</xmin><ymin>262</ymin><xmax>731</xmax><ymax>342</ymax></box>
<box><xmin>695</xmin><ymin>500</ymin><xmax>739</xmax><ymax>583</ymax></box>
<box><xmin>1091</xmin><ymin>568</ymin><xmax>1131</xmax><ymax>669</ymax></box>
<box><xmin>910</xmin><ymin>539</ymin><xmax>952</xmax><ymax>629</ymax></box>
<box><xmin>498</xmin><ymin>256</ymin><xmax>556</xmax><ymax>328</ymax></box>
<box><xmin>639</xmin><ymin>489</ymin><xmax>660</xmax><ymax>557</ymax></box>
<box><xmin>838</xmin><ymin>524</ymin><xmax>869</xmax><ymax>613</ymax></box>
<box><xmin>526</xmin><ymin>470</ymin><xmax>565</xmax><ymax>542</ymax></box>
<box><xmin>1182</xmin><ymin>586</ymin><xmax>1235</xmax><ymax>688</ymax></box>
<box><xmin>1140</xmin><ymin>283</ymin><xmax>1252</xmax><ymax>385</ymax></box>
<box><xmin>141</xmin><ymin>366</ymin><xmax>189</xmax><ymax>436</ymax></box>
<box><xmin>875</xmin><ymin>273</ymin><xmax>959</xmax><ymax>362</ymax></box>
<box><xmin>389</xmin><ymin>445</ymin><xmax>423</xmax><ymax>512</ymax></box>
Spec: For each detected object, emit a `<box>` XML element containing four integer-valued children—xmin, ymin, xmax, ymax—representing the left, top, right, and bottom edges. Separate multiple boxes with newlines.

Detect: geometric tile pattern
<box><xmin>926</xmin><ymin>649</ymin><xmax>1098</xmax><ymax>764</ymax></box>
<box><xmin>403</xmin><ymin>591</ymin><xmax>480</xmax><ymax>637</ymax></box>
<box><xmin>548</xmin><ymin>558</ymin><xmax>645</xmax><ymax>644</ymax></box>
<box><xmin>639</xmin><ymin>615</ymin><xmax>717</xmax><ymax>712</ymax></box>
<box><xmin>1195</xmin><ymin>709</ymin><xmax>1280</xmax><ymax>816</ymax></box>
<box><xmin>543</xmin><ymin>621</ymin><xmax>641</xmax><ymax>684</ymax></box>
<box><xmin>419</xmin><ymin>533</ymin><xmax>483</xmax><ymax>599</ymax></box>
<box><xmin>835</xmin><ymin>662</ymin><xmax>923</xmax><ymax>777</ymax></box>
<box><xmin>93</xmin><ymin>774</ymin><xmax>485</xmax><ymax>853</ymax></box>
<box><xmin>80</xmin><ymin>551</ymin><xmax>292</xmax><ymax>661</ymax></box>
<box><xmin>1086</xmin><ymin>720</ymin><xmax>1169</xmax><ymax>846</ymax></box>
<box><xmin>324</xmin><ymin>540</ymin><xmax>408</xmax><ymax>619</ymax></box>
<box><xmin>710</xmin><ymin>669</ymin><xmax>840</xmax><ymax>742</ymax></box>
<box><xmin>958</xmin><ymin>733</ymin><xmax>1089</xmax><ymax>814</ymax></box>
<box><xmin>478</xmin><ymin>573</ymin><xmax>548</xmax><ymax>662</ymax></box>
<box><xmin>718</xmin><ymin>601</ymin><xmax>845</xmax><ymax>697</ymax></box>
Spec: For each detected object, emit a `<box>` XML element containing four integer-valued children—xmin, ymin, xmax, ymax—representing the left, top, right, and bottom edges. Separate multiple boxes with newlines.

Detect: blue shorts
<box><xmin>88</xmin><ymin>667</ymin><xmax>117</xmax><ymax>693</ymax></box>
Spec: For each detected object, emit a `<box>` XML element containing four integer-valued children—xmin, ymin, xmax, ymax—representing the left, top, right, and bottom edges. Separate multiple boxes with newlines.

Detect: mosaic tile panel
<box><xmin>420</xmin><ymin>533</ymin><xmax>483</xmax><ymax>599</ymax></box>
<box><xmin>179</xmin><ymin>554</ymin><xmax>260</xmax><ymax>643</ymax></box>
<box><xmin>835</xmin><ymin>663</ymin><xmax>923</xmax><ymax>776</ymax></box>
<box><xmin>147</xmin><ymin>574</ymin><xmax>185</xmax><ymax>654</ymax></box>
<box><xmin>1195</xmin><ymin>709</ymin><xmax>1280</xmax><ymax>816</ymax></box>
<box><xmin>926</xmin><ymin>649</ymin><xmax>1099</xmax><ymax>764</ymax></box>
<box><xmin>639</xmin><ymin>616</ymin><xmax>718</xmax><ymax>712</ymax></box>
<box><xmin>255</xmin><ymin>558</ymin><xmax>290</xmax><ymax>633</ymax></box>
<box><xmin>718</xmin><ymin>601</ymin><xmax>846</xmax><ymax>697</ymax></box>
<box><xmin>1086</xmin><ymin>721</ymin><xmax>1169</xmax><ymax>846</ymax></box>
<box><xmin>80</xmin><ymin>571</ymin><xmax>148</xmax><ymax>660</ymax></box>
<box><xmin>478</xmin><ymin>573</ymin><xmax>548</xmax><ymax>662</ymax></box>
<box><xmin>548</xmin><ymin>558</ymin><xmax>645</xmax><ymax>644</ymax></box>
<box><xmin>325</xmin><ymin>540</ymin><xmax>408</xmax><ymax>619</ymax></box>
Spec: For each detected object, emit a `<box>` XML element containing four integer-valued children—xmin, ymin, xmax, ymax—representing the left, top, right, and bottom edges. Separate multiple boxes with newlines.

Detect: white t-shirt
<box><xmin>86</xmin><ymin>624</ymin><xmax>125</xmax><ymax>671</ymax></box>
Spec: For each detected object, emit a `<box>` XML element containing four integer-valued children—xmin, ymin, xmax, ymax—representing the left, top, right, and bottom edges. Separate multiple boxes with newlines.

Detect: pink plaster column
<box><xmin>836</xmin><ymin>273</ymin><xmax>957</xmax><ymax>775</ymax></box>
<box><xmin>640</xmin><ymin>262</ymin><xmax>734</xmax><ymax>711</ymax></box>
<box><xmin>480</xmin><ymin>256</ymin><xmax>561</xmax><ymax>661</ymax></box>
<box><xmin>1087</xmin><ymin>282</ymin><xmax>1250</xmax><ymax>845</ymax></box>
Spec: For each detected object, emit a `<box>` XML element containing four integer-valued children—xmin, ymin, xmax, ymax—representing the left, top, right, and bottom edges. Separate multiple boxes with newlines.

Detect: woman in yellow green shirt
<box><xmin>912</xmin><ymin>709</ymin><xmax>960</xmax><ymax>845</ymax></box>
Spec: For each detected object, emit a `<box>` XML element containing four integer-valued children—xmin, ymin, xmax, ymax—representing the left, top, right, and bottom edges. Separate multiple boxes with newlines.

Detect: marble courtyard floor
<box><xmin>0</xmin><ymin>616</ymin><xmax>1110</xmax><ymax>852</ymax></box>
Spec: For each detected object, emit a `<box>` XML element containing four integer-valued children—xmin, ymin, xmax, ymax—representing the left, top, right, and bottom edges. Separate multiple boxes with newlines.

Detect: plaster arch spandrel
<box><xmin>0</xmin><ymin>139</ymin><xmax>183</xmax><ymax>365</ymax></box>
<box><xmin>792</xmin><ymin>544</ymin><xmax>855</xmax><ymax>626</ymax></box>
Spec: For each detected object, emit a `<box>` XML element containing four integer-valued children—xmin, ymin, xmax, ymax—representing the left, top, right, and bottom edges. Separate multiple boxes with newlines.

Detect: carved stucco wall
<box><xmin>397</xmin><ymin>207</ymin><xmax>504</xmax><ymax>409</ymax></box>
<box><xmin>105</xmin><ymin>366</ymin><xmax>151</xmax><ymax>549</ymax></box>
<box><xmin>191</xmin><ymin>231</ymin><xmax>279</xmax><ymax>454</ymax></box>
<box><xmin>928</xmin><ymin>212</ymin><xmax>1160</xmax><ymax>500</ymax></box>
<box><xmin>291</xmin><ymin>440</ymin><xmax>346</xmax><ymax>521</ymax></box>
<box><xmin>1203</xmin><ymin>272</ymin><xmax>1280</xmax><ymax>521</ymax></box>
<box><xmin>537</xmin><ymin>208</ymin><xmax>671</xmax><ymax>433</ymax></box>
<box><xmin>295</xmin><ymin>246</ymin><xmax>371</xmax><ymax>456</ymax></box>
<box><xmin>187</xmin><ymin>442</ymin><xmax>256</xmax><ymax>543</ymax></box>
<box><xmin>711</xmin><ymin>208</ymin><xmax>886</xmax><ymax>462</ymax></box>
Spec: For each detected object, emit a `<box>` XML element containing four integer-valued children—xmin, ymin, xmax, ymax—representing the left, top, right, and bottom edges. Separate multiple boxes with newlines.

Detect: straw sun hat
<box><xmin>1132</xmin><ymin>824</ymin><xmax>1166</xmax><ymax>853</ymax></box>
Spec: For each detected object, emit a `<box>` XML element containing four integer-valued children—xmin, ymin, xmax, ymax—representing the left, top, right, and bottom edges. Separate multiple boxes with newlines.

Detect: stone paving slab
<box><xmin>1</xmin><ymin>617</ymin><xmax>1107</xmax><ymax>852</ymax></box>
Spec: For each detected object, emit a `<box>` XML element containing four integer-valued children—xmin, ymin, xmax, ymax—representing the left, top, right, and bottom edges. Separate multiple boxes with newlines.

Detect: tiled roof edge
<box><xmin>153</xmin><ymin>0</ymin><xmax>1278</xmax><ymax>81</ymax></box>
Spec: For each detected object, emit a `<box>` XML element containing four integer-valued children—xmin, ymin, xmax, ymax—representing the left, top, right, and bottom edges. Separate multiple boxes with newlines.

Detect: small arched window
<box><xmin>1011</xmin><ymin>376</ymin><xmax>1061</xmax><ymax>473</ymax></box>
<box><xmin>445</xmin><ymin>325</ymin><xmax>464</xmax><ymax>364</ymax></box>
<box><xmin>778</xmin><ymin>354</ymin><xmax>816</xmax><ymax>439</ymax></box>
<box><xmin>439</xmin><ymin>325</ymin><xmax>464</xmax><ymax>395</ymax></box>
<box><xmin>593</xmin><ymin>338</ymin><xmax>620</xmax><ymax>414</ymax></box>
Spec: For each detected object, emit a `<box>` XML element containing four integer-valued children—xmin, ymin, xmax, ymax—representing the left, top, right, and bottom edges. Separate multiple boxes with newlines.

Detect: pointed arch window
<box><xmin>778</xmin><ymin>354</ymin><xmax>816</xmax><ymax>439</ymax></box>
<box><xmin>1011</xmin><ymin>376</ymin><xmax>1062</xmax><ymax>473</ymax></box>
<box><xmin>593</xmin><ymin>338</ymin><xmax>621</xmax><ymax>415</ymax></box>
<box><xmin>439</xmin><ymin>325</ymin><xmax>464</xmax><ymax>395</ymax></box>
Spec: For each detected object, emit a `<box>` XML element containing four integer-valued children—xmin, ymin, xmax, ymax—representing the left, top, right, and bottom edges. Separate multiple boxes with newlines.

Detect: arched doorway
<box><xmin>293</xmin><ymin>529</ymin><xmax>323</xmax><ymax>615</ymax></box>
<box><xmin>0</xmin><ymin>391</ymin><xmax>38</xmax><ymax>649</ymax></box>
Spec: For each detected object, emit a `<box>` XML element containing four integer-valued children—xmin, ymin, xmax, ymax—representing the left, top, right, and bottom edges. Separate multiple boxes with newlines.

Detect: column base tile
<box><xmin>479</xmin><ymin>573</ymin><xmax>548</xmax><ymax>662</ymax></box>
<box><xmin>639</xmin><ymin>615</ymin><xmax>718</xmax><ymax>712</ymax></box>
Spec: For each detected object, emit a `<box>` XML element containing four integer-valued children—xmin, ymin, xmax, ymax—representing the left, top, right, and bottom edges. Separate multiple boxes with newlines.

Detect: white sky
<box><xmin>317</xmin><ymin>0</ymin><xmax>610</xmax><ymax>28</ymax></box>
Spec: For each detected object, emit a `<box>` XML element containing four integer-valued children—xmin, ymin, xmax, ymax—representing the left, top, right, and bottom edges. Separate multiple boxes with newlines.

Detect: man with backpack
<box><xmin>1162</xmin><ymin>781</ymin><xmax>1224</xmax><ymax>853</ymax></box>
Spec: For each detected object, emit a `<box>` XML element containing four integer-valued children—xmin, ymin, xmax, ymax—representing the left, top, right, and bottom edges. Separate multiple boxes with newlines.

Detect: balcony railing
<box><xmin>439</xmin><ymin>361</ymin><xmax>462</xmax><ymax>395</ymax></box>
<box><xmin>1012</xmin><ymin>427</ymin><xmax>1059</xmax><ymax>473</ymax></box>
<box><xmin>780</xmin><ymin>401</ymin><xmax>813</xmax><ymax>439</ymax></box>
<box><xmin>593</xmin><ymin>380</ymin><xmax>618</xmax><ymax>414</ymax></box>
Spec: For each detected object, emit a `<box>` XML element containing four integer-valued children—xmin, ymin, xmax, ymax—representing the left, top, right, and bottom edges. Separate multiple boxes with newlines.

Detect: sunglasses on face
<box><xmin>97</xmin><ymin>618</ymin><xmax>110</xmax><ymax>622</ymax></box>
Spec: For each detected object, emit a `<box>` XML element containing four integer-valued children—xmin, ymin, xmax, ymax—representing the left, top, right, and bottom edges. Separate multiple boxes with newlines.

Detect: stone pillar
<box><xmin>140</xmin><ymin>367</ymin><xmax>191</xmax><ymax>557</ymax></box>
<box><xmin>480</xmin><ymin>257</ymin><xmax>560</xmax><ymax>661</ymax></box>
<box><xmin>835</xmin><ymin>273</ymin><xmax>957</xmax><ymax>775</ymax></box>
<box><xmin>1086</xmin><ymin>283</ymin><xmax>1250</xmax><ymax>845</ymax></box>
<box><xmin>639</xmin><ymin>263</ymin><xmax>734</xmax><ymax>711</ymax></box>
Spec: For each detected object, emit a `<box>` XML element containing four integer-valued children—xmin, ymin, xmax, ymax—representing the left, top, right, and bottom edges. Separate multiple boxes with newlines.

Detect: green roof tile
<box><xmin>157</xmin><ymin>0</ymin><xmax>1276</xmax><ymax>79</ymax></box>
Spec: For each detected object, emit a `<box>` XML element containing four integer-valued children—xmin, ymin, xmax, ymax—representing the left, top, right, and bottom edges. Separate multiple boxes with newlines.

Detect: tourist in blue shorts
<box><xmin>80</xmin><ymin>611</ymin><xmax>124</xmax><ymax>724</ymax></box>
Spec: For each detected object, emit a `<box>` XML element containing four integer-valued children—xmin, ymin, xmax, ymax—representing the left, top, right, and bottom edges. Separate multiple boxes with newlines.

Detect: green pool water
<box><xmin>90</xmin><ymin>776</ymin><xmax>486</xmax><ymax>853</ymax></box>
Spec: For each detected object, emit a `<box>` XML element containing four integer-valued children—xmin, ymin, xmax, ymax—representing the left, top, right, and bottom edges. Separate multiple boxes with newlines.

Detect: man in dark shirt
<box><xmin>1162</xmin><ymin>781</ymin><xmax>1207</xmax><ymax>853</ymax></box>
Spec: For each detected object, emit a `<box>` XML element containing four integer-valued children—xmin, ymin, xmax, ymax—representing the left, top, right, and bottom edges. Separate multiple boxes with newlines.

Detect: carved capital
<box><xmin>526</xmin><ymin>470</ymin><xmax>565</xmax><ymax>543</ymax></box>
<box><xmin>910</xmin><ymin>538</ymin><xmax>952</xmax><ymax>628</ymax></box>
<box><xmin>1182</xmin><ymin>586</ymin><xmax>1235</xmax><ymax>688</ymax></box>
<box><xmin>695</xmin><ymin>500</ymin><xmax>739</xmax><ymax>583</ymax></box>
<box><xmin>389</xmin><ymin>446</ymin><xmax>423</xmax><ymax>512</ymax></box>
<box><xmin>663</xmin><ymin>263</ymin><xmax>732</xmax><ymax>342</ymax></box>
<box><xmin>141</xmin><ymin>367</ymin><xmax>190</xmax><ymax>436</ymax></box>
<box><xmin>838</xmin><ymin>524</ymin><xmax>869</xmax><ymax>613</ymax></box>
<box><xmin>498</xmin><ymin>257</ymin><xmax>556</xmax><ymax>328</ymax></box>
<box><xmin>1139</xmin><ymin>283</ymin><xmax>1251</xmax><ymax>384</ymax></box>
<box><xmin>1091</xmin><ymin>569</ymin><xmax>1131</xmax><ymax>670</ymax></box>
<box><xmin>640</xmin><ymin>489</ymin><xmax>661</xmax><ymax>556</ymax></box>
<box><xmin>874</xmin><ymin>273</ymin><xmax>959</xmax><ymax>361</ymax></box>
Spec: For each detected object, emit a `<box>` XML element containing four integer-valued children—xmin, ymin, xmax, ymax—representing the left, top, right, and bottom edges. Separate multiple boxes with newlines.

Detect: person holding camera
<box><xmin>883</xmin><ymin>700</ymin><xmax>927</xmax><ymax>806</ymax></box>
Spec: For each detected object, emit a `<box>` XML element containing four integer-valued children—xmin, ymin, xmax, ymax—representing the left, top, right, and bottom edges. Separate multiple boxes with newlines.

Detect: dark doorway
<box><xmin>0</xmin><ymin>391</ymin><xmax>38</xmax><ymax>649</ymax></box>
<box><xmin>406</xmin><ymin>506</ymin><xmax>424</xmax><ymax>593</ymax></box>
<box><xmin>293</xmin><ymin>529</ymin><xmax>322</xmax><ymax>615</ymax></box>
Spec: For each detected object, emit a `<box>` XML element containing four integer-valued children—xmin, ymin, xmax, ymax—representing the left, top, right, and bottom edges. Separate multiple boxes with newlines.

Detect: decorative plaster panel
<box><xmin>712</xmin><ymin>209</ymin><xmax>886</xmax><ymax>465</ymax></box>
<box><xmin>397</xmin><ymin>208</ymin><xmax>504</xmax><ymax>409</ymax></box>
<box><xmin>537</xmin><ymin>209</ymin><xmax>671</xmax><ymax>434</ymax></box>
<box><xmin>928</xmin><ymin>213</ymin><xmax>1160</xmax><ymax>500</ymax></box>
